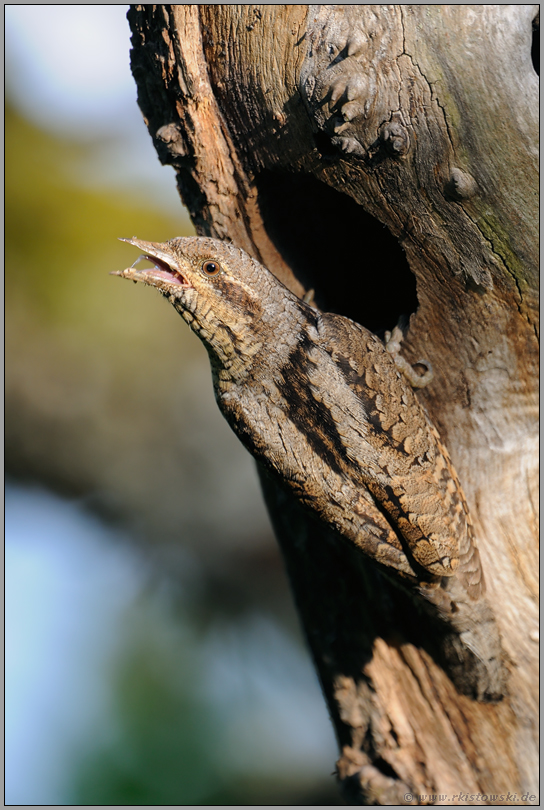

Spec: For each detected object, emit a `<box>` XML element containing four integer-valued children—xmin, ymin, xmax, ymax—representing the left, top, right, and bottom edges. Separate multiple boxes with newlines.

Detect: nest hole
<box><xmin>255</xmin><ymin>171</ymin><xmax>418</xmax><ymax>335</ymax></box>
<box><xmin>531</xmin><ymin>13</ymin><xmax>540</xmax><ymax>75</ymax></box>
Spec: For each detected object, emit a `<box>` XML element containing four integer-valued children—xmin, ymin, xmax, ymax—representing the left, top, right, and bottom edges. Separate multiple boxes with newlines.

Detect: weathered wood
<box><xmin>128</xmin><ymin>5</ymin><xmax>539</xmax><ymax>804</ymax></box>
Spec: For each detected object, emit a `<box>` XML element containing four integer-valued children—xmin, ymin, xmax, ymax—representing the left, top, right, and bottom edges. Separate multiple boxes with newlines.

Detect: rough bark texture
<box><xmin>127</xmin><ymin>5</ymin><xmax>539</xmax><ymax>805</ymax></box>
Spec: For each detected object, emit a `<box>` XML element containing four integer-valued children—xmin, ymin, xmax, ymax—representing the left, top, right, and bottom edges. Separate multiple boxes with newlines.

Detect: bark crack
<box><xmin>399</xmin><ymin>7</ymin><xmax>536</xmax><ymax>335</ymax></box>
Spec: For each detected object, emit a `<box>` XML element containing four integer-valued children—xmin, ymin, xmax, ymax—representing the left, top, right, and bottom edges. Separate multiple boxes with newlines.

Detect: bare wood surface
<box><xmin>128</xmin><ymin>5</ymin><xmax>539</xmax><ymax>804</ymax></box>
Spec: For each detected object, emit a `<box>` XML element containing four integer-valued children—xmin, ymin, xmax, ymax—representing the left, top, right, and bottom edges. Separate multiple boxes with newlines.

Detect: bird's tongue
<box><xmin>135</xmin><ymin>254</ymin><xmax>189</xmax><ymax>286</ymax></box>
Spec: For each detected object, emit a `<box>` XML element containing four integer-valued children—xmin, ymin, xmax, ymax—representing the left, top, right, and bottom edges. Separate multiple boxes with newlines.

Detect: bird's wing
<box><xmin>316</xmin><ymin>311</ymin><xmax>484</xmax><ymax>599</ymax></box>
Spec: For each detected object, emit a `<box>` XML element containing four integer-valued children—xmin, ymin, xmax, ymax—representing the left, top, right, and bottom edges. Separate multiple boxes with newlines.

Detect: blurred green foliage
<box><xmin>71</xmin><ymin>600</ymin><xmax>343</xmax><ymax>806</ymax></box>
<box><xmin>6</xmin><ymin>103</ymin><xmax>187</xmax><ymax>329</ymax></box>
<box><xmin>5</xmin><ymin>102</ymin><xmax>211</xmax><ymax>513</ymax></box>
<box><xmin>71</xmin><ymin>601</ymin><xmax>221</xmax><ymax>806</ymax></box>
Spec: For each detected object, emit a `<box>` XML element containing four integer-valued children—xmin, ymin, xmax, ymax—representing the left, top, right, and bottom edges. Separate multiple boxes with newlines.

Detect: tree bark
<box><xmin>127</xmin><ymin>5</ymin><xmax>539</xmax><ymax>805</ymax></box>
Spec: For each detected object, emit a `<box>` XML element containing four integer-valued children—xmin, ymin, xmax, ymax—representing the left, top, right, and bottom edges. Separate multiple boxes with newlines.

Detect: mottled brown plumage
<box><xmin>114</xmin><ymin>236</ymin><xmax>484</xmax><ymax>600</ymax></box>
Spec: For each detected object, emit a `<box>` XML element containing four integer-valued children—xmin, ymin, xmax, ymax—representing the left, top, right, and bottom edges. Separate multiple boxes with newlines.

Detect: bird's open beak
<box><xmin>111</xmin><ymin>237</ymin><xmax>191</xmax><ymax>290</ymax></box>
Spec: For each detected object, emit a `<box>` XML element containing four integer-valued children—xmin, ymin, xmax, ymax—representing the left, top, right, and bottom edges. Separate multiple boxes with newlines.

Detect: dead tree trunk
<box><xmin>127</xmin><ymin>5</ymin><xmax>539</xmax><ymax>804</ymax></box>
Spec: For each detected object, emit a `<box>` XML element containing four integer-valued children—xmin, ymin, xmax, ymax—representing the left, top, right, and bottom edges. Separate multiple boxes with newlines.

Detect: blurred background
<box><xmin>5</xmin><ymin>6</ymin><xmax>342</xmax><ymax>805</ymax></box>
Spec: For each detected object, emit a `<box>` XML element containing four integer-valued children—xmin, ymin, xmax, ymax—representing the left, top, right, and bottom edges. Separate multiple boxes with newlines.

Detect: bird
<box><xmin>113</xmin><ymin>235</ymin><xmax>484</xmax><ymax>601</ymax></box>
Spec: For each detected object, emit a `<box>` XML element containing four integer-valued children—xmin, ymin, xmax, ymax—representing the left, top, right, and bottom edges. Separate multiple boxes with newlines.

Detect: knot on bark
<box><xmin>379</xmin><ymin>115</ymin><xmax>411</xmax><ymax>158</ymax></box>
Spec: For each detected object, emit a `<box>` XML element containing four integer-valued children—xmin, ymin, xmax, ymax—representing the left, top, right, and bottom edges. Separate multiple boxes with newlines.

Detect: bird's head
<box><xmin>114</xmin><ymin>236</ymin><xmax>303</xmax><ymax>381</ymax></box>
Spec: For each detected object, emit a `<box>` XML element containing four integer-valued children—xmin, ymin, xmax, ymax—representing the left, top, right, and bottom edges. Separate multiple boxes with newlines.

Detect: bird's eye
<box><xmin>201</xmin><ymin>260</ymin><xmax>222</xmax><ymax>277</ymax></box>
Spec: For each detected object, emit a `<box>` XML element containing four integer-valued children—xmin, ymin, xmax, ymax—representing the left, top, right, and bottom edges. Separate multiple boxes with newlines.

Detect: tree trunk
<box><xmin>127</xmin><ymin>5</ymin><xmax>539</xmax><ymax>804</ymax></box>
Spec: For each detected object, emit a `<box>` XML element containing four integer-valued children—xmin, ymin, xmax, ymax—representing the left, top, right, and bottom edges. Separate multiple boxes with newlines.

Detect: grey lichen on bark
<box><xmin>127</xmin><ymin>4</ymin><xmax>538</xmax><ymax>804</ymax></box>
